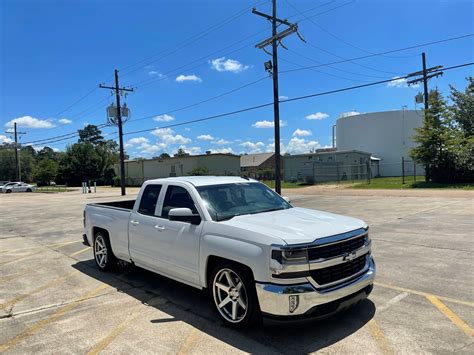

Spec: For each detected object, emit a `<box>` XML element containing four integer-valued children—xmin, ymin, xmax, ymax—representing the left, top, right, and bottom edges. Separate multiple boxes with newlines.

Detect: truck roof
<box><xmin>146</xmin><ymin>176</ymin><xmax>257</xmax><ymax>187</ymax></box>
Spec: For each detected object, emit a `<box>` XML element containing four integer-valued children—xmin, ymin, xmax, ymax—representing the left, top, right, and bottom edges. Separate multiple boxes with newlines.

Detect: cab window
<box><xmin>138</xmin><ymin>184</ymin><xmax>162</xmax><ymax>216</ymax></box>
<box><xmin>161</xmin><ymin>185</ymin><xmax>198</xmax><ymax>218</ymax></box>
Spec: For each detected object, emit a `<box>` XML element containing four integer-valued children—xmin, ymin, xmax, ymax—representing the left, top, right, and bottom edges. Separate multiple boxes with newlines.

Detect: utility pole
<box><xmin>100</xmin><ymin>69</ymin><xmax>134</xmax><ymax>196</ymax></box>
<box><xmin>407</xmin><ymin>52</ymin><xmax>443</xmax><ymax>111</ymax></box>
<box><xmin>253</xmin><ymin>0</ymin><xmax>303</xmax><ymax>195</ymax></box>
<box><xmin>5</xmin><ymin>122</ymin><xmax>26</xmax><ymax>181</ymax></box>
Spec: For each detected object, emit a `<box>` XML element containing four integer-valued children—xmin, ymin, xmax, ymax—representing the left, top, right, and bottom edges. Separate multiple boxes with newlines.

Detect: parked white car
<box><xmin>1</xmin><ymin>182</ymin><xmax>36</xmax><ymax>193</ymax></box>
<box><xmin>83</xmin><ymin>176</ymin><xmax>375</xmax><ymax>327</ymax></box>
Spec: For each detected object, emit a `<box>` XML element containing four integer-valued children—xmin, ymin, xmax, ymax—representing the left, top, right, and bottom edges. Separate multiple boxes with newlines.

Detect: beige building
<box><xmin>118</xmin><ymin>153</ymin><xmax>241</xmax><ymax>186</ymax></box>
<box><xmin>283</xmin><ymin>149</ymin><xmax>372</xmax><ymax>183</ymax></box>
<box><xmin>240</xmin><ymin>153</ymin><xmax>282</xmax><ymax>179</ymax></box>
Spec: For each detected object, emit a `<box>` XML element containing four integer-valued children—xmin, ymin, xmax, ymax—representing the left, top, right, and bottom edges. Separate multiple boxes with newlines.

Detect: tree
<box><xmin>159</xmin><ymin>152</ymin><xmax>171</xmax><ymax>159</ymax></box>
<box><xmin>174</xmin><ymin>148</ymin><xmax>189</xmax><ymax>157</ymax></box>
<box><xmin>78</xmin><ymin>125</ymin><xmax>104</xmax><ymax>145</ymax></box>
<box><xmin>188</xmin><ymin>166</ymin><xmax>210</xmax><ymax>176</ymax></box>
<box><xmin>33</xmin><ymin>158</ymin><xmax>59</xmax><ymax>185</ymax></box>
<box><xmin>411</xmin><ymin>78</ymin><xmax>474</xmax><ymax>183</ymax></box>
<box><xmin>410</xmin><ymin>89</ymin><xmax>452</xmax><ymax>182</ymax></box>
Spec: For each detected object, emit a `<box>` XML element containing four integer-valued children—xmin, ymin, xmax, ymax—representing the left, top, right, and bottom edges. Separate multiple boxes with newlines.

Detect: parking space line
<box><xmin>0</xmin><ymin>270</ymin><xmax>79</xmax><ymax>311</ymax></box>
<box><xmin>0</xmin><ymin>284</ymin><xmax>108</xmax><ymax>353</ymax></box>
<box><xmin>377</xmin><ymin>292</ymin><xmax>409</xmax><ymax>313</ymax></box>
<box><xmin>87</xmin><ymin>310</ymin><xmax>140</xmax><ymax>355</ymax></box>
<box><xmin>426</xmin><ymin>295</ymin><xmax>474</xmax><ymax>338</ymax></box>
<box><xmin>178</xmin><ymin>327</ymin><xmax>200</xmax><ymax>355</ymax></box>
<box><xmin>70</xmin><ymin>247</ymin><xmax>91</xmax><ymax>257</ymax></box>
<box><xmin>47</xmin><ymin>240</ymin><xmax>82</xmax><ymax>248</ymax></box>
<box><xmin>368</xmin><ymin>319</ymin><xmax>393</xmax><ymax>355</ymax></box>
<box><xmin>375</xmin><ymin>282</ymin><xmax>474</xmax><ymax>308</ymax></box>
<box><xmin>0</xmin><ymin>253</ymin><xmax>41</xmax><ymax>267</ymax></box>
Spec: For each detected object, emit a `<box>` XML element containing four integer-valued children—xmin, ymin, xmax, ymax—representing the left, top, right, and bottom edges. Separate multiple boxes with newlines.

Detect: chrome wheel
<box><xmin>213</xmin><ymin>268</ymin><xmax>248</xmax><ymax>323</ymax></box>
<box><xmin>94</xmin><ymin>234</ymin><xmax>108</xmax><ymax>268</ymax></box>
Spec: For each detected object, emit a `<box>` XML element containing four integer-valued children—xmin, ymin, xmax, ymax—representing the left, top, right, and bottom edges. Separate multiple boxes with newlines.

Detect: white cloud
<box><xmin>209</xmin><ymin>147</ymin><xmax>234</xmax><ymax>154</ymax></box>
<box><xmin>213</xmin><ymin>138</ymin><xmax>231</xmax><ymax>145</ymax></box>
<box><xmin>305</xmin><ymin>112</ymin><xmax>329</xmax><ymax>120</ymax></box>
<box><xmin>58</xmin><ymin>118</ymin><xmax>72</xmax><ymax>124</ymax></box>
<box><xmin>0</xmin><ymin>134</ymin><xmax>13</xmax><ymax>144</ymax></box>
<box><xmin>5</xmin><ymin>116</ymin><xmax>55</xmax><ymax>129</ymax></box>
<box><xmin>252</xmin><ymin>120</ymin><xmax>287</xmax><ymax>128</ymax></box>
<box><xmin>175</xmin><ymin>74</ymin><xmax>202</xmax><ymax>83</ymax></box>
<box><xmin>267</xmin><ymin>137</ymin><xmax>321</xmax><ymax>155</ymax></box>
<box><xmin>139</xmin><ymin>143</ymin><xmax>164</xmax><ymax>155</ymax></box>
<box><xmin>197</xmin><ymin>134</ymin><xmax>215</xmax><ymax>141</ymax></box>
<box><xmin>387</xmin><ymin>76</ymin><xmax>419</xmax><ymax>88</ymax></box>
<box><xmin>153</xmin><ymin>114</ymin><xmax>174</xmax><ymax>122</ymax></box>
<box><xmin>126</xmin><ymin>137</ymin><xmax>150</xmax><ymax>146</ymax></box>
<box><xmin>279</xmin><ymin>95</ymin><xmax>289</xmax><ymax>101</ymax></box>
<box><xmin>339</xmin><ymin>111</ymin><xmax>360</xmax><ymax>118</ymax></box>
<box><xmin>151</xmin><ymin>128</ymin><xmax>191</xmax><ymax>145</ymax></box>
<box><xmin>148</xmin><ymin>70</ymin><xmax>164</xmax><ymax>77</ymax></box>
<box><xmin>210</xmin><ymin>57</ymin><xmax>249</xmax><ymax>73</ymax></box>
<box><xmin>293</xmin><ymin>129</ymin><xmax>312</xmax><ymax>137</ymax></box>
<box><xmin>240</xmin><ymin>141</ymin><xmax>265</xmax><ymax>153</ymax></box>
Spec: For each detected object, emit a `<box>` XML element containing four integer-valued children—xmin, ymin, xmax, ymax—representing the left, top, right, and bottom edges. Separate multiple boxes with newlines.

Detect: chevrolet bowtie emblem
<box><xmin>343</xmin><ymin>251</ymin><xmax>357</xmax><ymax>262</ymax></box>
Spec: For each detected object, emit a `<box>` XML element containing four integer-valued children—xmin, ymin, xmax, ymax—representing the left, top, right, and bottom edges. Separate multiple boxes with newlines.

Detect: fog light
<box><xmin>289</xmin><ymin>295</ymin><xmax>299</xmax><ymax>313</ymax></box>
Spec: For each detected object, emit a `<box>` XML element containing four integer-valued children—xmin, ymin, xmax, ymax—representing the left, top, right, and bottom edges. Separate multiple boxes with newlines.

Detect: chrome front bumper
<box><xmin>256</xmin><ymin>257</ymin><xmax>375</xmax><ymax>317</ymax></box>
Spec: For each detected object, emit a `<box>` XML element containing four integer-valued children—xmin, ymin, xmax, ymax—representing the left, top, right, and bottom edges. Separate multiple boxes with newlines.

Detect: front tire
<box><xmin>26</xmin><ymin>188</ymin><xmax>32</xmax><ymax>192</ymax></box>
<box><xmin>210</xmin><ymin>262</ymin><xmax>261</xmax><ymax>328</ymax></box>
<box><xmin>93</xmin><ymin>231</ymin><xmax>117</xmax><ymax>271</ymax></box>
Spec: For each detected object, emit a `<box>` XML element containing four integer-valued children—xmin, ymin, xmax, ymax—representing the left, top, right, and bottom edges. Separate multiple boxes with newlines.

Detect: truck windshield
<box><xmin>196</xmin><ymin>182</ymin><xmax>292</xmax><ymax>221</ymax></box>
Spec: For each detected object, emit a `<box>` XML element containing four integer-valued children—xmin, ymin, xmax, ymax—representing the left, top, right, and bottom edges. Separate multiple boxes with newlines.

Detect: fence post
<box><xmin>366</xmin><ymin>160</ymin><xmax>371</xmax><ymax>184</ymax></box>
<box><xmin>413</xmin><ymin>161</ymin><xmax>416</xmax><ymax>182</ymax></box>
<box><xmin>402</xmin><ymin>157</ymin><xmax>405</xmax><ymax>184</ymax></box>
<box><xmin>94</xmin><ymin>181</ymin><xmax>97</xmax><ymax>193</ymax></box>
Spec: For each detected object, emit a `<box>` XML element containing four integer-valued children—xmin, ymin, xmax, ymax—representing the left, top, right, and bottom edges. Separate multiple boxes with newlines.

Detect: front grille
<box><xmin>310</xmin><ymin>255</ymin><xmax>367</xmax><ymax>285</ymax></box>
<box><xmin>308</xmin><ymin>235</ymin><xmax>366</xmax><ymax>261</ymax></box>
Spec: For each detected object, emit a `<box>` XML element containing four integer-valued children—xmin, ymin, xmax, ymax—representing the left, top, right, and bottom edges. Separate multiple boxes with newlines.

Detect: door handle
<box><xmin>130</xmin><ymin>220</ymin><xmax>140</xmax><ymax>225</ymax></box>
<box><xmin>154</xmin><ymin>225</ymin><xmax>165</xmax><ymax>231</ymax></box>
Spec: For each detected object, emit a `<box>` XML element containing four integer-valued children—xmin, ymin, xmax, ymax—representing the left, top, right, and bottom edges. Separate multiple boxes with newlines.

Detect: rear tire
<box><xmin>26</xmin><ymin>188</ymin><xmax>32</xmax><ymax>192</ymax></box>
<box><xmin>5</xmin><ymin>190</ymin><xmax>12</xmax><ymax>193</ymax></box>
<box><xmin>93</xmin><ymin>231</ymin><xmax>118</xmax><ymax>271</ymax></box>
<box><xmin>209</xmin><ymin>261</ymin><xmax>261</xmax><ymax>328</ymax></box>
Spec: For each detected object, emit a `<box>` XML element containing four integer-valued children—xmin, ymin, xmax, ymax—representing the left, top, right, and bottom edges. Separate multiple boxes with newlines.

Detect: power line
<box><xmin>285</xmin><ymin>0</ymin><xmax>416</xmax><ymax>60</ymax></box>
<box><xmin>280</xmin><ymin>34</ymin><xmax>474</xmax><ymax>74</ymax></box>
<box><xmin>122</xmin><ymin>61</ymin><xmax>473</xmax><ymax>137</ymax></box>
<box><xmin>123</xmin><ymin>0</ymin><xmax>357</xmax><ymax>89</ymax></box>
<box><xmin>120</xmin><ymin>1</ymin><xmax>270</xmax><ymax>77</ymax></box>
<box><xmin>52</xmin><ymin>87</ymin><xmax>99</xmax><ymax>118</ymax></box>
<box><xmin>129</xmin><ymin>76</ymin><xmax>269</xmax><ymax>124</ymax></box>
<box><xmin>284</xmin><ymin>48</ymin><xmax>387</xmax><ymax>80</ymax></box>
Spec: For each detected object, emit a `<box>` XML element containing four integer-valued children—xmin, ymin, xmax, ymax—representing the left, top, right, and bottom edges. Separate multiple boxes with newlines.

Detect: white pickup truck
<box><xmin>83</xmin><ymin>176</ymin><xmax>375</xmax><ymax>327</ymax></box>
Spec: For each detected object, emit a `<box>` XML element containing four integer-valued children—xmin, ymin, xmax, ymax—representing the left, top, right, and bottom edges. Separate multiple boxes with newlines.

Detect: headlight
<box><xmin>271</xmin><ymin>247</ymin><xmax>308</xmax><ymax>263</ymax></box>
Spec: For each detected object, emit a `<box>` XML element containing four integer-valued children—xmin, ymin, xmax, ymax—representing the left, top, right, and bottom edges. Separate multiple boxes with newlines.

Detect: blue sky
<box><xmin>1</xmin><ymin>0</ymin><xmax>473</xmax><ymax>157</ymax></box>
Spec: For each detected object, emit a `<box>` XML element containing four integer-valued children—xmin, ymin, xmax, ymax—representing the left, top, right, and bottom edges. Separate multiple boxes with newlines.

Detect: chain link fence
<box><xmin>284</xmin><ymin>158</ymin><xmax>424</xmax><ymax>185</ymax></box>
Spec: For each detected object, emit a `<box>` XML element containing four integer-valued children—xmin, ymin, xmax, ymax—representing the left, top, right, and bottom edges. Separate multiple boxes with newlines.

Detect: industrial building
<box><xmin>119</xmin><ymin>153</ymin><xmax>240</xmax><ymax>186</ymax></box>
<box><xmin>335</xmin><ymin>110</ymin><xmax>424</xmax><ymax>176</ymax></box>
<box><xmin>240</xmin><ymin>153</ymin><xmax>282</xmax><ymax>179</ymax></box>
<box><xmin>284</xmin><ymin>149</ymin><xmax>372</xmax><ymax>183</ymax></box>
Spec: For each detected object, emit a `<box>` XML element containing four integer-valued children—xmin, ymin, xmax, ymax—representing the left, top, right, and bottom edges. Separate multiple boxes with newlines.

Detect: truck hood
<box><xmin>222</xmin><ymin>207</ymin><xmax>367</xmax><ymax>245</ymax></box>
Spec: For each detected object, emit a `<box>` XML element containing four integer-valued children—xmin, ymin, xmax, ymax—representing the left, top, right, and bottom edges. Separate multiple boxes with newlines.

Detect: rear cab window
<box><xmin>137</xmin><ymin>184</ymin><xmax>162</xmax><ymax>216</ymax></box>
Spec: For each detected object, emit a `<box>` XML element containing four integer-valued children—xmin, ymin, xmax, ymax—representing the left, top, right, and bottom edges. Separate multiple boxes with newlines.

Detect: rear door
<box><xmin>128</xmin><ymin>184</ymin><xmax>165</xmax><ymax>270</ymax></box>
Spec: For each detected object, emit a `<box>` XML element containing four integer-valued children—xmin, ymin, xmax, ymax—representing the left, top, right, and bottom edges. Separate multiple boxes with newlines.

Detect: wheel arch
<box><xmin>205</xmin><ymin>255</ymin><xmax>255</xmax><ymax>289</ymax></box>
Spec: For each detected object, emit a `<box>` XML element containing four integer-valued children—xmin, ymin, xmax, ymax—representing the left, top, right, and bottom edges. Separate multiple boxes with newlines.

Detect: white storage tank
<box><xmin>336</xmin><ymin>110</ymin><xmax>424</xmax><ymax>177</ymax></box>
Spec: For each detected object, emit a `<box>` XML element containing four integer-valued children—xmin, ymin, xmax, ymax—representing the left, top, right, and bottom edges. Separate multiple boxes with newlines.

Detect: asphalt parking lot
<box><xmin>1</xmin><ymin>187</ymin><xmax>473</xmax><ymax>354</ymax></box>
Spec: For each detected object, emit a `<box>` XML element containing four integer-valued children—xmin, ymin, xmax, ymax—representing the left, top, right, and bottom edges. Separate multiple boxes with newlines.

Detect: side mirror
<box><xmin>168</xmin><ymin>208</ymin><xmax>201</xmax><ymax>225</ymax></box>
<box><xmin>282</xmin><ymin>196</ymin><xmax>291</xmax><ymax>203</ymax></box>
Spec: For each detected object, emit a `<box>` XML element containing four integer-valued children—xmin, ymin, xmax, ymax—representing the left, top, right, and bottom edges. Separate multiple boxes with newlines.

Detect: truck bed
<box><xmin>90</xmin><ymin>200</ymin><xmax>136</xmax><ymax>210</ymax></box>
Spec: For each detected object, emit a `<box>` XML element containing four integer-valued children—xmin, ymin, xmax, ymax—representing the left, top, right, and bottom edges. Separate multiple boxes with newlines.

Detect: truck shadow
<box><xmin>72</xmin><ymin>261</ymin><xmax>375</xmax><ymax>353</ymax></box>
